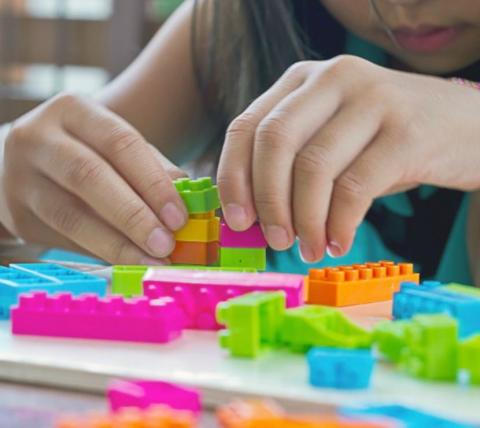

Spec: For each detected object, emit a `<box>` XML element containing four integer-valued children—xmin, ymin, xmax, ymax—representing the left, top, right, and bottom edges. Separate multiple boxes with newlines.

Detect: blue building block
<box><xmin>340</xmin><ymin>404</ymin><xmax>473</xmax><ymax>428</ymax></box>
<box><xmin>306</xmin><ymin>347</ymin><xmax>375</xmax><ymax>389</ymax></box>
<box><xmin>393</xmin><ymin>282</ymin><xmax>480</xmax><ymax>338</ymax></box>
<box><xmin>0</xmin><ymin>264</ymin><xmax>107</xmax><ymax>319</ymax></box>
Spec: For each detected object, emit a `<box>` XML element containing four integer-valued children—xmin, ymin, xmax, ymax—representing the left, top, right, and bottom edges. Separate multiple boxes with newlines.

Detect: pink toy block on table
<box><xmin>11</xmin><ymin>292</ymin><xmax>184</xmax><ymax>344</ymax></box>
<box><xmin>143</xmin><ymin>269</ymin><xmax>305</xmax><ymax>330</ymax></box>
<box><xmin>219</xmin><ymin>220</ymin><xmax>267</xmax><ymax>248</ymax></box>
<box><xmin>108</xmin><ymin>379</ymin><xmax>202</xmax><ymax>415</ymax></box>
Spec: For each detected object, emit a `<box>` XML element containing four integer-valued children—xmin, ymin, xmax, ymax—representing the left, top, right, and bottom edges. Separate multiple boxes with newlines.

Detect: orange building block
<box><xmin>306</xmin><ymin>261</ymin><xmax>419</xmax><ymax>307</ymax></box>
<box><xmin>190</xmin><ymin>211</ymin><xmax>215</xmax><ymax>219</ymax></box>
<box><xmin>174</xmin><ymin>216</ymin><xmax>220</xmax><ymax>242</ymax></box>
<box><xmin>170</xmin><ymin>241</ymin><xmax>219</xmax><ymax>265</ymax></box>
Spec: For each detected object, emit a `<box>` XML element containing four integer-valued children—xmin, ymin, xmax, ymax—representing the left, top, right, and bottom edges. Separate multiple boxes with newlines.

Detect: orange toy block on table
<box><xmin>170</xmin><ymin>241</ymin><xmax>219</xmax><ymax>266</ymax></box>
<box><xmin>306</xmin><ymin>261</ymin><xmax>419</xmax><ymax>307</ymax></box>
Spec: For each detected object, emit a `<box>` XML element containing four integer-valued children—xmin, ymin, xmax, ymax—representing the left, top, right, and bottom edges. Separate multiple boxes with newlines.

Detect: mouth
<box><xmin>391</xmin><ymin>25</ymin><xmax>464</xmax><ymax>53</ymax></box>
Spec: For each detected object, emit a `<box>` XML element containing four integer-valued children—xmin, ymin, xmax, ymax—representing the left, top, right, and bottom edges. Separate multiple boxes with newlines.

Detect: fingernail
<box><xmin>160</xmin><ymin>202</ymin><xmax>186</xmax><ymax>231</ymax></box>
<box><xmin>326</xmin><ymin>241</ymin><xmax>343</xmax><ymax>258</ymax></box>
<box><xmin>264</xmin><ymin>225</ymin><xmax>290</xmax><ymax>250</ymax></box>
<box><xmin>299</xmin><ymin>241</ymin><xmax>317</xmax><ymax>263</ymax></box>
<box><xmin>146</xmin><ymin>228</ymin><xmax>173</xmax><ymax>257</ymax></box>
<box><xmin>140</xmin><ymin>256</ymin><xmax>170</xmax><ymax>266</ymax></box>
<box><xmin>224</xmin><ymin>203</ymin><xmax>248</xmax><ymax>230</ymax></box>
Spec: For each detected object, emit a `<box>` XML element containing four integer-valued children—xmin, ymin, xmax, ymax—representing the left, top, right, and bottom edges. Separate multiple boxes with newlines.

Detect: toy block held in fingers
<box><xmin>219</xmin><ymin>220</ymin><xmax>267</xmax><ymax>248</ymax></box>
<box><xmin>219</xmin><ymin>247</ymin><xmax>266</xmax><ymax>270</ymax></box>
<box><xmin>171</xmin><ymin>241</ymin><xmax>219</xmax><ymax>266</ymax></box>
<box><xmin>174</xmin><ymin>216</ymin><xmax>220</xmax><ymax>242</ymax></box>
<box><xmin>174</xmin><ymin>177</ymin><xmax>220</xmax><ymax>214</ymax></box>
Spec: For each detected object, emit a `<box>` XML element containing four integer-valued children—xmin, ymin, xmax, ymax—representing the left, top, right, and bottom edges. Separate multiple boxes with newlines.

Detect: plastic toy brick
<box><xmin>219</xmin><ymin>220</ymin><xmax>267</xmax><ymax>248</ymax></box>
<box><xmin>400</xmin><ymin>314</ymin><xmax>458</xmax><ymax>381</ymax></box>
<box><xmin>219</xmin><ymin>247</ymin><xmax>266</xmax><ymax>271</ymax></box>
<box><xmin>393</xmin><ymin>282</ymin><xmax>480</xmax><ymax>338</ymax></box>
<box><xmin>171</xmin><ymin>241</ymin><xmax>219</xmax><ymax>266</ymax></box>
<box><xmin>217</xmin><ymin>291</ymin><xmax>285</xmax><ymax>358</ymax></box>
<box><xmin>190</xmin><ymin>210</ymin><xmax>215</xmax><ymax>219</ymax></box>
<box><xmin>143</xmin><ymin>269</ymin><xmax>304</xmax><ymax>330</ymax></box>
<box><xmin>459</xmin><ymin>334</ymin><xmax>480</xmax><ymax>385</ymax></box>
<box><xmin>373</xmin><ymin>320</ymin><xmax>409</xmax><ymax>363</ymax></box>
<box><xmin>56</xmin><ymin>405</ymin><xmax>197</xmax><ymax>428</ymax></box>
<box><xmin>108</xmin><ymin>379</ymin><xmax>202</xmax><ymax>415</ymax></box>
<box><xmin>443</xmin><ymin>282</ymin><xmax>480</xmax><ymax>299</ymax></box>
<box><xmin>174</xmin><ymin>216</ymin><xmax>220</xmax><ymax>242</ymax></box>
<box><xmin>174</xmin><ymin>177</ymin><xmax>220</xmax><ymax>214</ymax></box>
<box><xmin>307</xmin><ymin>347</ymin><xmax>375</xmax><ymax>389</ymax></box>
<box><xmin>340</xmin><ymin>404</ymin><xmax>472</xmax><ymax>428</ymax></box>
<box><xmin>0</xmin><ymin>263</ymin><xmax>107</xmax><ymax>319</ymax></box>
<box><xmin>306</xmin><ymin>261</ymin><xmax>419</xmax><ymax>307</ymax></box>
<box><xmin>11</xmin><ymin>291</ymin><xmax>184</xmax><ymax>343</ymax></box>
<box><xmin>280</xmin><ymin>306</ymin><xmax>372</xmax><ymax>353</ymax></box>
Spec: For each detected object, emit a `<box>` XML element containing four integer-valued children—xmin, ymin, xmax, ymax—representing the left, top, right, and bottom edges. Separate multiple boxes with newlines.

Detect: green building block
<box><xmin>373</xmin><ymin>320</ymin><xmax>410</xmax><ymax>363</ymax></box>
<box><xmin>219</xmin><ymin>247</ymin><xmax>266</xmax><ymax>271</ymax></box>
<box><xmin>400</xmin><ymin>314</ymin><xmax>458</xmax><ymax>381</ymax></box>
<box><xmin>444</xmin><ymin>283</ymin><xmax>480</xmax><ymax>299</ymax></box>
<box><xmin>279</xmin><ymin>306</ymin><xmax>372</xmax><ymax>353</ymax></box>
<box><xmin>174</xmin><ymin>177</ymin><xmax>220</xmax><ymax>214</ymax></box>
<box><xmin>216</xmin><ymin>291</ymin><xmax>285</xmax><ymax>358</ymax></box>
<box><xmin>459</xmin><ymin>334</ymin><xmax>480</xmax><ymax>385</ymax></box>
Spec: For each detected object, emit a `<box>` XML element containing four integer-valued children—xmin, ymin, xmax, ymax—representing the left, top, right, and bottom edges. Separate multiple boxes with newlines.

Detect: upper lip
<box><xmin>392</xmin><ymin>25</ymin><xmax>454</xmax><ymax>36</ymax></box>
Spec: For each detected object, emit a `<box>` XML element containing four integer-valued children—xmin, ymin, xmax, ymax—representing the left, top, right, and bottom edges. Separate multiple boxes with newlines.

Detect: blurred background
<box><xmin>0</xmin><ymin>0</ymin><xmax>183</xmax><ymax>123</ymax></box>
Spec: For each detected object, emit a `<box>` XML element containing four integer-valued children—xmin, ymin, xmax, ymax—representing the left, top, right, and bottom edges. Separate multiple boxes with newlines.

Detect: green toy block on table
<box><xmin>279</xmin><ymin>306</ymin><xmax>372</xmax><ymax>353</ymax></box>
<box><xmin>400</xmin><ymin>314</ymin><xmax>458</xmax><ymax>381</ymax></box>
<box><xmin>373</xmin><ymin>320</ymin><xmax>410</xmax><ymax>363</ymax></box>
<box><xmin>217</xmin><ymin>291</ymin><xmax>285</xmax><ymax>358</ymax></box>
<box><xmin>174</xmin><ymin>177</ymin><xmax>220</xmax><ymax>214</ymax></box>
<box><xmin>219</xmin><ymin>247</ymin><xmax>266</xmax><ymax>271</ymax></box>
<box><xmin>459</xmin><ymin>334</ymin><xmax>480</xmax><ymax>385</ymax></box>
<box><xmin>443</xmin><ymin>283</ymin><xmax>480</xmax><ymax>299</ymax></box>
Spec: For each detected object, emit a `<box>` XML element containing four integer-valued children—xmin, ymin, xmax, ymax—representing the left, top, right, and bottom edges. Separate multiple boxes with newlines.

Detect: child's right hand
<box><xmin>0</xmin><ymin>93</ymin><xmax>188</xmax><ymax>264</ymax></box>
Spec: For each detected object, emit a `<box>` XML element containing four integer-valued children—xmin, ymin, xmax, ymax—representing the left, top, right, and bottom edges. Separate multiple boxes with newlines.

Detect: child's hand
<box><xmin>1</xmin><ymin>94</ymin><xmax>188</xmax><ymax>264</ymax></box>
<box><xmin>218</xmin><ymin>56</ymin><xmax>480</xmax><ymax>262</ymax></box>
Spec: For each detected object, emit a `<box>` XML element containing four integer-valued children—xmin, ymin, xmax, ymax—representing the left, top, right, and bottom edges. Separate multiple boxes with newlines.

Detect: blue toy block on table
<box><xmin>306</xmin><ymin>347</ymin><xmax>375</xmax><ymax>389</ymax></box>
<box><xmin>0</xmin><ymin>263</ymin><xmax>107</xmax><ymax>319</ymax></box>
<box><xmin>340</xmin><ymin>404</ymin><xmax>473</xmax><ymax>428</ymax></box>
<box><xmin>393</xmin><ymin>282</ymin><xmax>480</xmax><ymax>338</ymax></box>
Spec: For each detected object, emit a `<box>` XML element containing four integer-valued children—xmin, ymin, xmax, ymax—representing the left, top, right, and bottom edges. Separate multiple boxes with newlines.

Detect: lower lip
<box><xmin>393</xmin><ymin>27</ymin><xmax>461</xmax><ymax>53</ymax></box>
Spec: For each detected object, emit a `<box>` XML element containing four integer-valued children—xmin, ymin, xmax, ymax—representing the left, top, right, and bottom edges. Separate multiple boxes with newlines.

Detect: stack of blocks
<box><xmin>172</xmin><ymin>177</ymin><xmax>221</xmax><ymax>266</ymax></box>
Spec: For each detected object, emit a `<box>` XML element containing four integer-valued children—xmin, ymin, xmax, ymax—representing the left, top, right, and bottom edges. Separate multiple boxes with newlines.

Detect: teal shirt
<box><xmin>268</xmin><ymin>34</ymin><xmax>473</xmax><ymax>284</ymax></box>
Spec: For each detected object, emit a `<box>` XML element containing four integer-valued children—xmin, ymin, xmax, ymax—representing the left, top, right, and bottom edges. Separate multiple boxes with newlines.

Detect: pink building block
<box><xmin>11</xmin><ymin>292</ymin><xmax>183</xmax><ymax>343</ymax></box>
<box><xmin>108</xmin><ymin>379</ymin><xmax>202</xmax><ymax>415</ymax></box>
<box><xmin>143</xmin><ymin>269</ymin><xmax>305</xmax><ymax>330</ymax></box>
<box><xmin>219</xmin><ymin>220</ymin><xmax>267</xmax><ymax>248</ymax></box>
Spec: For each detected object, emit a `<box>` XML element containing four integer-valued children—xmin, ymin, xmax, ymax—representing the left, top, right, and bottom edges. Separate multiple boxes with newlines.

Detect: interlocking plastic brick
<box><xmin>219</xmin><ymin>247</ymin><xmax>266</xmax><ymax>270</ymax></box>
<box><xmin>108</xmin><ymin>379</ymin><xmax>202</xmax><ymax>415</ymax></box>
<box><xmin>280</xmin><ymin>306</ymin><xmax>372</xmax><ymax>353</ymax></box>
<box><xmin>306</xmin><ymin>261</ymin><xmax>419</xmax><ymax>307</ymax></box>
<box><xmin>143</xmin><ymin>269</ymin><xmax>304</xmax><ymax>330</ymax></box>
<box><xmin>174</xmin><ymin>177</ymin><xmax>220</xmax><ymax>214</ymax></box>
<box><xmin>0</xmin><ymin>263</ymin><xmax>106</xmax><ymax>318</ymax></box>
<box><xmin>400</xmin><ymin>314</ymin><xmax>458</xmax><ymax>381</ymax></box>
<box><xmin>174</xmin><ymin>216</ymin><xmax>220</xmax><ymax>242</ymax></box>
<box><xmin>459</xmin><ymin>334</ymin><xmax>480</xmax><ymax>385</ymax></box>
<box><xmin>307</xmin><ymin>347</ymin><xmax>375</xmax><ymax>389</ymax></box>
<box><xmin>340</xmin><ymin>404</ymin><xmax>472</xmax><ymax>428</ymax></box>
<box><xmin>373</xmin><ymin>320</ymin><xmax>409</xmax><ymax>363</ymax></box>
<box><xmin>56</xmin><ymin>405</ymin><xmax>196</xmax><ymax>428</ymax></box>
<box><xmin>217</xmin><ymin>292</ymin><xmax>285</xmax><ymax>358</ymax></box>
<box><xmin>393</xmin><ymin>282</ymin><xmax>480</xmax><ymax>338</ymax></box>
<box><xmin>171</xmin><ymin>241</ymin><xmax>219</xmax><ymax>266</ymax></box>
<box><xmin>190</xmin><ymin>210</ymin><xmax>215</xmax><ymax>219</ymax></box>
<box><xmin>219</xmin><ymin>220</ymin><xmax>267</xmax><ymax>248</ymax></box>
<box><xmin>11</xmin><ymin>291</ymin><xmax>183</xmax><ymax>343</ymax></box>
<box><xmin>443</xmin><ymin>283</ymin><xmax>480</xmax><ymax>299</ymax></box>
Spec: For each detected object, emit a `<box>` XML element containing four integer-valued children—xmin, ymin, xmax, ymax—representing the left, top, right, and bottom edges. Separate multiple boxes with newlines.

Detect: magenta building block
<box><xmin>143</xmin><ymin>269</ymin><xmax>304</xmax><ymax>330</ymax></box>
<box><xmin>219</xmin><ymin>220</ymin><xmax>267</xmax><ymax>248</ymax></box>
<box><xmin>108</xmin><ymin>379</ymin><xmax>202</xmax><ymax>415</ymax></box>
<box><xmin>11</xmin><ymin>291</ymin><xmax>183</xmax><ymax>343</ymax></box>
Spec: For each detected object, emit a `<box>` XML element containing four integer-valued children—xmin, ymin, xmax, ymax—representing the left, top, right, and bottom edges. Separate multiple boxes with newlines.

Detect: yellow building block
<box><xmin>175</xmin><ymin>216</ymin><xmax>220</xmax><ymax>242</ymax></box>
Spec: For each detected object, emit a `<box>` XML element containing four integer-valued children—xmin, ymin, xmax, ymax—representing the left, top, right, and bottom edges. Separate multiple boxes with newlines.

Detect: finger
<box><xmin>252</xmin><ymin>77</ymin><xmax>342</xmax><ymax>250</ymax></box>
<box><xmin>29</xmin><ymin>175</ymin><xmax>169</xmax><ymax>265</ymax></box>
<box><xmin>327</xmin><ymin>132</ymin><xmax>405</xmax><ymax>257</ymax></box>
<box><xmin>218</xmin><ymin>62</ymin><xmax>310</xmax><ymax>231</ymax></box>
<box><xmin>293</xmin><ymin>99</ymin><xmax>382</xmax><ymax>262</ymax></box>
<box><xmin>59</xmin><ymin>95</ymin><xmax>188</xmax><ymax>232</ymax></box>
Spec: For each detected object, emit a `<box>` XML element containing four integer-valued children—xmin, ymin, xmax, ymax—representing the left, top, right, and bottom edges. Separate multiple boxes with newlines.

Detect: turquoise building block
<box><xmin>216</xmin><ymin>291</ymin><xmax>285</xmax><ymax>358</ymax></box>
<box><xmin>173</xmin><ymin>177</ymin><xmax>220</xmax><ymax>214</ymax></box>
<box><xmin>219</xmin><ymin>247</ymin><xmax>266</xmax><ymax>271</ymax></box>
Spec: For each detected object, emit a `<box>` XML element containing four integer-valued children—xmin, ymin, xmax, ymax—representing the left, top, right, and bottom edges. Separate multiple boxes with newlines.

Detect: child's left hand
<box><xmin>217</xmin><ymin>55</ymin><xmax>480</xmax><ymax>262</ymax></box>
